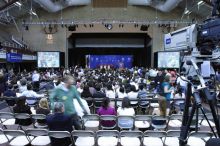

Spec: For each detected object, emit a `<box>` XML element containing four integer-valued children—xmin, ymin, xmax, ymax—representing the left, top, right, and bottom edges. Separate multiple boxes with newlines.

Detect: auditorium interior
<box><xmin>0</xmin><ymin>0</ymin><xmax>220</xmax><ymax>146</ymax></box>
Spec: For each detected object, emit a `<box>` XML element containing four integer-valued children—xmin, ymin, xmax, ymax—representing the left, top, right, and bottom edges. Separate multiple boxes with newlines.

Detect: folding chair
<box><xmin>187</xmin><ymin>131</ymin><xmax>213</xmax><ymax>146</ymax></box>
<box><xmin>82</xmin><ymin>114</ymin><xmax>100</xmax><ymax>129</ymax></box>
<box><xmin>72</xmin><ymin>130</ymin><xmax>95</xmax><ymax>146</ymax></box>
<box><xmin>151</xmin><ymin>115</ymin><xmax>168</xmax><ymax>130</ymax></box>
<box><xmin>143</xmin><ymin>130</ymin><xmax>166</xmax><ymax>146</ymax></box>
<box><xmin>163</xmin><ymin>130</ymin><xmax>181</xmax><ymax>146</ymax></box>
<box><xmin>96</xmin><ymin>130</ymin><xmax>119</xmax><ymax>146</ymax></box>
<box><xmin>199</xmin><ymin>113</ymin><xmax>216</xmax><ymax>127</ymax></box>
<box><xmin>26</xmin><ymin>128</ymin><xmax>50</xmax><ymax>146</ymax></box>
<box><xmin>117</xmin><ymin>115</ymin><xmax>134</xmax><ymax>130</ymax></box>
<box><xmin>0</xmin><ymin>128</ymin><xmax>12</xmax><ymax>145</ymax></box>
<box><xmin>14</xmin><ymin>113</ymin><xmax>32</xmax><ymax>130</ymax></box>
<box><xmin>120</xmin><ymin>131</ymin><xmax>143</xmax><ymax>146</ymax></box>
<box><xmin>99</xmin><ymin>115</ymin><xmax>117</xmax><ymax>130</ymax></box>
<box><xmin>3</xmin><ymin>96</ymin><xmax>16</xmax><ymax>112</ymax></box>
<box><xmin>134</xmin><ymin>115</ymin><xmax>151</xmax><ymax>129</ymax></box>
<box><xmin>48</xmin><ymin>131</ymin><xmax>72</xmax><ymax>146</ymax></box>
<box><xmin>3</xmin><ymin>130</ymin><xmax>30</xmax><ymax>146</ymax></box>
<box><xmin>31</xmin><ymin>114</ymin><xmax>48</xmax><ymax>128</ymax></box>
<box><xmin>167</xmin><ymin>114</ymin><xmax>183</xmax><ymax>129</ymax></box>
<box><xmin>0</xmin><ymin>112</ymin><xmax>15</xmax><ymax>129</ymax></box>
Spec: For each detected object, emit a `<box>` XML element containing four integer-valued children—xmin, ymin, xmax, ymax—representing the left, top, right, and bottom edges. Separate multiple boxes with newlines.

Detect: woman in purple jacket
<box><xmin>97</xmin><ymin>97</ymin><xmax>116</xmax><ymax>128</ymax></box>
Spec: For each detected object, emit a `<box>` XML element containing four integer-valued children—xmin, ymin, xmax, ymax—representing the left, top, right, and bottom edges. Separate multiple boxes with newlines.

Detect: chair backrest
<box><xmin>117</xmin><ymin>115</ymin><xmax>134</xmax><ymax>129</ymax></box>
<box><xmin>100</xmin><ymin>115</ymin><xmax>117</xmax><ymax>121</ymax></box>
<box><xmin>135</xmin><ymin>115</ymin><xmax>152</xmax><ymax>121</ymax></box>
<box><xmin>0</xmin><ymin>112</ymin><xmax>14</xmax><ymax>120</ymax></box>
<box><xmin>96</xmin><ymin>130</ymin><xmax>119</xmax><ymax>138</ymax></box>
<box><xmin>166</xmin><ymin>130</ymin><xmax>181</xmax><ymax>137</ymax></box>
<box><xmin>94</xmin><ymin>98</ymin><xmax>103</xmax><ymax>108</ymax></box>
<box><xmin>120</xmin><ymin>131</ymin><xmax>143</xmax><ymax>138</ymax></box>
<box><xmin>31</xmin><ymin>114</ymin><xmax>46</xmax><ymax>120</ymax></box>
<box><xmin>14</xmin><ymin>113</ymin><xmax>31</xmax><ymax>119</ymax></box>
<box><xmin>72</xmin><ymin>130</ymin><xmax>95</xmax><ymax>137</ymax></box>
<box><xmin>152</xmin><ymin>115</ymin><xmax>168</xmax><ymax>121</ymax></box>
<box><xmin>3</xmin><ymin>130</ymin><xmax>26</xmax><ymax>137</ymax></box>
<box><xmin>189</xmin><ymin>131</ymin><xmax>213</xmax><ymax>139</ymax></box>
<box><xmin>48</xmin><ymin>131</ymin><xmax>71</xmax><ymax>139</ymax></box>
<box><xmin>144</xmin><ymin>130</ymin><xmax>166</xmax><ymax>138</ymax></box>
<box><xmin>26</xmin><ymin>128</ymin><xmax>49</xmax><ymax>137</ymax></box>
<box><xmin>169</xmin><ymin>114</ymin><xmax>183</xmax><ymax>120</ymax></box>
<box><xmin>83</xmin><ymin>114</ymin><xmax>100</xmax><ymax>122</ymax></box>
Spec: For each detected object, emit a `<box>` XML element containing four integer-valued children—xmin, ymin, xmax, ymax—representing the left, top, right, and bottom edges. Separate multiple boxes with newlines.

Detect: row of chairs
<box><xmin>82</xmin><ymin>114</ymin><xmax>215</xmax><ymax>130</ymax></box>
<box><xmin>0</xmin><ymin>128</ymin><xmax>213</xmax><ymax>146</ymax></box>
<box><xmin>0</xmin><ymin>112</ymin><xmax>215</xmax><ymax>131</ymax></box>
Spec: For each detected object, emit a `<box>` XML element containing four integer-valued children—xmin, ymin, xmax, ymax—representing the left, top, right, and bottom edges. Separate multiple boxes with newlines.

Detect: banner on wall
<box><xmin>6</xmin><ymin>53</ymin><xmax>22</xmax><ymax>63</ymax></box>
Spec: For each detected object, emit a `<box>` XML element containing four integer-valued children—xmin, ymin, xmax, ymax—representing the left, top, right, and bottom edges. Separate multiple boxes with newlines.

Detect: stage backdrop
<box><xmin>87</xmin><ymin>55</ymin><xmax>133</xmax><ymax>69</ymax></box>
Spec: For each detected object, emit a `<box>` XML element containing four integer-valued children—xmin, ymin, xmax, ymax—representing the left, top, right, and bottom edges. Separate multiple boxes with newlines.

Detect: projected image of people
<box><xmin>37</xmin><ymin>52</ymin><xmax>60</xmax><ymax>68</ymax></box>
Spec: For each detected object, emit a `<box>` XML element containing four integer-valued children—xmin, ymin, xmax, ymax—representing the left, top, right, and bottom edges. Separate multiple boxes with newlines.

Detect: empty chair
<box><xmin>48</xmin><ymin>131</ymin><xmax>72</xmax><ymax>146</ymax></box>
<box><xmin>0</xmin><ymin>112</ymin><xmax>15</xmax><ymax>129</ymax></box>
<box><xmin>164</xmin><ymin>130</ymin><xmax>181</xmax><ymax>146</ymax></box>
<box><xmin>120</xmin><ymin>131</ymin><xmax>143</xmax><ymax>146</ymax></box>
<box><xmin>26</xmin><ymin>128</ymin><xmax>50</xmax><ymax>146</ymax></box>
<box><xmin>143</xmin><ymin>130</ymin><xmax>166</xmax><ymax>146</ymax></box>
<box><xmin>96</xmin><ymin>130</ymin><xmax>119</xmax><ymax>146</ymax></box>
<box><xmin>82</xmin><ymin>114</ymin><xmax>100</xmax><ymax>129</ymax></box>
<box><xmin>14</xmin><ymin>113</ymin><xmax>32</xmax><ymax>130</ymax></box>
<box><xmin>72</xmin><ymin>130</ymin><xmax>95</xmax><ymax>146</ymax></box>
<box><xmin>31</xmin><ymin>114</ymin><xmax>48</xmax><ymax>128</ymax></box>
<box><xmin>187</xmin><ymin>131</ymin><xmax>213</xmax><ymax>146</ymax></box>
<box><xmin>0</xmin><ymin>128</ymin><xmax>12</xmax><ymax>145</ymax></box>
<box><xmin>3</xmin><ymin>130</ymin><xmax>30</xmax><ymax>146</ymax></box>
<box><xmin>134</xmin><ymin>115</ymin><xmax>151</xmax><ymax>129</ymax></box>
<box><xmin>199</xmin><ymin>113</ymin><xmax>216</xmax><ymax>127</ymax></box>
<box><xmin>117</xmin><ymin>115</ymin><xmax>134</xmax><ymax>130</ymax></box>
<box><xmin>99</xmin><ymin>115</ymin><xmax>117</xmax><ymax>130</ymax></box>
<box><xmin>167</xmin><ymin>114</ymin><xmax>183</xmax><ymax>129</ymax></box>
<box><xmin>151</xmin><ymin>115</ymin><xmax>168</xmax><ymax>130</ymax></box>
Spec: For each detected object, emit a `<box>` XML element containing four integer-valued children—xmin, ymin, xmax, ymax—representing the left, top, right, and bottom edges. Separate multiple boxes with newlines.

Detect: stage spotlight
<box><xmin>140</xmin><ymin>25</ymin><xmax>149</xmax><ymax>31</ymax></box>
<box><xmin>68</xmin><ymin>25</ymin><xmax>76</xmax><ymax>31</ymax></box>
<box><xmin>105</xmin><ymin>24</ymin><xmax>113</xmax><ymax>30</ymax></box>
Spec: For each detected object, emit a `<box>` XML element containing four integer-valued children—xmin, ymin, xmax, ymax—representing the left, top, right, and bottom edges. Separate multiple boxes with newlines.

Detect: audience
<box><xmin>138</xmin><ymin>84</ymin><xmax>149</xmax><ymax>113</ymax></box>
<box><xmin>36</xmin><ymin>98</ymin><xmax>50</xmax><ymax>125</ymax></box>
<box><xmin>46</xmin><ymin>102</ymin><xmax>72</xmax><ymax>146</ymax></box>
<box><xmin>13</xmin><ymin>97</ymin><xmax>32</xmax><ymax>127</ymax></box>
<box><xmin>81</xmin><ymin>84</ymin><xmax>92</xmax><ymax>98</ymax></box>
<box><xmin>127</xmin><ymin>85</ymin><xmax>138</xmax><ymax>106</ymax></box>
<box><xmin>18</xmin><ymin>84</ymin><xmax>44</xmax><ymax>105</ymax></box>
<box><xmin>97</xmin><ymin>97</ymin><xmax>116</xmax><ymax>128</ymax></box>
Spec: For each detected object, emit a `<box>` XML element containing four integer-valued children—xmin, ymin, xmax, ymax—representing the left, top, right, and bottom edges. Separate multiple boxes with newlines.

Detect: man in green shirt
<box><xmin>50</xmin><ymin>75</ymin><xmax>88</xmax><ymax>130</ymax></box>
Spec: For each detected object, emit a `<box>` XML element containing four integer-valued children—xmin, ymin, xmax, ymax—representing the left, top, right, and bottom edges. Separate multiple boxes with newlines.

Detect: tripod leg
<box><xmin>179</xmin><ymin>101</ymin><xmax>197</xmax><ymax>146</ymax></box>
<box><xmin>203</xmin><ymin>88</ymin><xmax>220</xmax><ymax>137</ymax></box>
<box><xmin>195</xmin><ymin>108</ymin><xmax>199</xmax><ymax>132</ymax></box>
<box><xmin>200</xmin><ymin>107</ymin><xmax>217</xmax><ymax>137</ymax></box>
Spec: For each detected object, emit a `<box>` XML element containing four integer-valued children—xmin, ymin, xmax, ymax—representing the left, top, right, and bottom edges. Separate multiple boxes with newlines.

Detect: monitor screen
<box><xmin>158</xmin><ymin>51</ymin><xmax>180</xmax><ymax>68</ymax></box>
<box><xmin>37</xmin><ymin>52</ymin><xmax>60</xmax><ymax>68</ymax></box>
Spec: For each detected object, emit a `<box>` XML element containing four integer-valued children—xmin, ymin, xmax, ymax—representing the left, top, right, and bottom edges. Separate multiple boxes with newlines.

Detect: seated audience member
<box><xmin>152</xmin><ymin>98</ymin><xmax>167</xmax><ymax>127</ymax></box>
<box><xmin>97</xmin><ymin>97</ymin><xmax>116</xmax><ymax>128</ymax></box>
<box><xmin>18</xmin><ymin>84</ymin><xmax>44</xmax><ymax>105</ymax></box>
<box><xmin>13</xmin><ymin>96</ymin><xmax>32</xmax><ymax>126</ymax></box>
<box><xmin>138</xmin><ymin>84</ymin><xmax>149</xmax><ymax>113</ymax></box>
<box><xmin>73</xmin><ymin>97</ymin><xmax>91</xmax><ymax>118</ymax></box>
<box><xmin>117</xmin><ymin>97</ymin><xmax>135</xmax><ymax>128</ymax></box>
<box><xmin>4</xmin><ymin>84</ymin><xmax>16</xmax><ymax>106</ymax></box>
<box><xmin>81</xmin><ymin>85</ymin><xmax>92</xmax><ymax>98</ymax></box>
<box><xmin>36</xmin><ymin>98</ymin><xmax>50</xmax><ymax>125</ymax></box>
<box><xmin>173</xmin><ymin>85</ymin><xmax>185</xmax><ymax>113</ymax></box>
<box><xmin>93</xmin><ymin>83</ymin><xmax>106</xmax><ymax>107</ymax></box>
<box><xmin>18</xmin><ymin>78</ymin><xmax>27</xmax><ymax>93</ymax></box>
<box><xmin>127</xmin><ymin>85</ymin><xmax>138</xmax><ymax>106</ymax></box>
<box><xmin>106</xmin><ymin>84</ymin><xmax>116</xmax><ymax>99</ymax></box>
<box><xmin>46</xmin><ymin>102</ymin><xmax>73</xmax><ymax>146</ymax></box>
<box><xmin>116</xmin><ymin>87</ymin><xmax>127</xmax><ymax>107</ymax></box>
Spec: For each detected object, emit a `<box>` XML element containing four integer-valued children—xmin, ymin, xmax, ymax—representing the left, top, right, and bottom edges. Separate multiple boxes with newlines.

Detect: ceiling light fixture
<box><xmin>197</xmin><ymin>1</ymin><xmax>204</xmax><ymax>6</ymax></box>
<box><xmin>105</xmin><ymin>24</ymin><xmax>113</xmax><ymax>30</ymax></box>
<box><xmin>15</xmin><ymin>2</ymin><xmax>22</xmax><ymax>7</ymax></box>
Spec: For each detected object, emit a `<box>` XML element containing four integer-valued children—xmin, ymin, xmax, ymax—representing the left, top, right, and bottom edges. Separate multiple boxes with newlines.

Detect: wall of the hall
<box><xmin>5</xmin><ymin>5</ymin><xmax>200</xmax><ymax>67</ymax></box>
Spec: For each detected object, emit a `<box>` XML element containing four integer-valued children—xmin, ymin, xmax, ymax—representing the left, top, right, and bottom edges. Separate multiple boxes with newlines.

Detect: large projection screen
<box><xmin>37</xmin><ymin>52</ymin><xmax>60</xmax><ymax>68</ymax></box>
<box><xmin>158</xmin><ymin>51</ymin><xmax>180</xmax><ymax>69</ymax></box>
